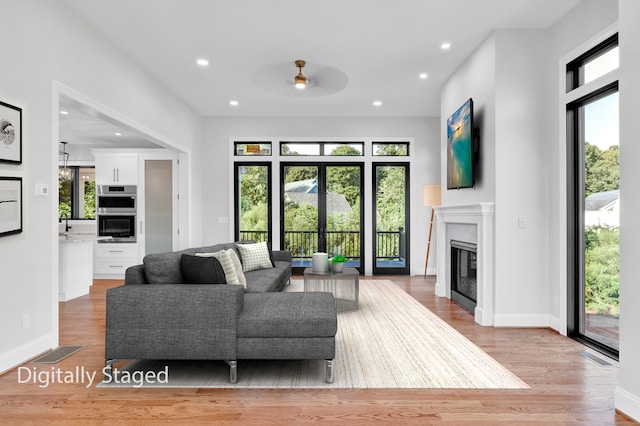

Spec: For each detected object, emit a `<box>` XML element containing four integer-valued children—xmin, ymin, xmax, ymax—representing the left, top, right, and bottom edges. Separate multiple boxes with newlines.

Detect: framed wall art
<box><xmin>0</xmin><ymin>100</ymin><xmax>22</xmax><ymax>164</ymax></box>
<box><xmin>0</xmin><ymin>177</ymin><xmax>22</xmax><ymax>237</ymax></box>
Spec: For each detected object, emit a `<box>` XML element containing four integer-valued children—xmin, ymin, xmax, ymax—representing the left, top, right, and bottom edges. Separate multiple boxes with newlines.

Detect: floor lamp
<box><xmin>422</xmin><ymin>184</ymin><xmax>441</xmax><ymax>278</ymax></box>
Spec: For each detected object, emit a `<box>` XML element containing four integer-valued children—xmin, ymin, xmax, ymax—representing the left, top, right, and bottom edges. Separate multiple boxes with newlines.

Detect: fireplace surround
<box><xmin>434</xmin><ymin>203</ymin><xmax>494</xmax><ymax>326</ymax></box>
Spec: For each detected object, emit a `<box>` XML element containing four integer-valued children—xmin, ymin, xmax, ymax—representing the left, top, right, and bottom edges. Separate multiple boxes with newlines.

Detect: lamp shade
<box><xmin>422</xmin><ymin>184</ymin><xmax>441</xmax><ymax>207</ymax></box>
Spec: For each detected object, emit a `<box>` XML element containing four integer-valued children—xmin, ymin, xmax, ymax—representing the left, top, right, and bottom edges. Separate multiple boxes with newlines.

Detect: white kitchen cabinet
<box><xmin>93</xmin><ymin>242</ymin><xmax>139</xmax><ymax>277</ymax></box>
<box><xmin>95</xmin><ymin>153</ymin><xmax>139</xmax><ymax>185</ymax></box>
<box><xmin>59</xmin><ymin>238</ymin><xmax>94</xmax><ymax>301</ymax></box>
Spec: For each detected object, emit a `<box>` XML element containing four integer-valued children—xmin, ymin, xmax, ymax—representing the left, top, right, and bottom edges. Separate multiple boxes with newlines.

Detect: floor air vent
<box><xmin>578</xmin><ymin>351</ymin><xmax>614</xmax><ymax>367</ymax></box>
<box><xmin>31</xmin><ymin>346</ymin><xmax>84</xmax><ymax>364</ymax></box>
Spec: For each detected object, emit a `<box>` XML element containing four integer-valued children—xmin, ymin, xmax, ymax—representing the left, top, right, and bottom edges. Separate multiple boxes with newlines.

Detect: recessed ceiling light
<box><xmin>229</xmin><ymin>100</ymin><xmax>239</xmax><ymax>106</ymax></box>
<box><xmin>196</xmin><ymin>58</ymin><xmax>209</xmax><ymax>67</ymax></box>
<box><xmin>59</xmin><ymin>110</ymin><xmax>69</xmax><ymax>115</ymax></box>
<box><xmin>114</xmin><ymin>132</ymin><xmax>122</xmax><ymax>136</ymax></box>
<box><xmin>441</xmin><ymin>43</ymin><xmax>451</xmax><ymax>50</ymax></box>
<box><xmin>373</xmin><ymin>100</ymin><xmax>382</xmax><ymax>107</ymax></box>
<box><xmin>419</xmin><ymin>73</ymin><xmax>428</xmax><ymax>80</ymax></box>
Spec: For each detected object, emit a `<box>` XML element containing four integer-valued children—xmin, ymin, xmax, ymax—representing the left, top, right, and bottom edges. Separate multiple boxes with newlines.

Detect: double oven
<box><xmin>97</xmin><ymin>185</ymin><xmax>137</xmax><ymax>243</ymax></box>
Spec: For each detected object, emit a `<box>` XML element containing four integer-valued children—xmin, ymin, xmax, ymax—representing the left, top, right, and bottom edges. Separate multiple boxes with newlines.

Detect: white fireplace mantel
<box><xmin>434</xmin><ymin>203</ymin><xmax>495</xmax><ymax>326</ymax></box>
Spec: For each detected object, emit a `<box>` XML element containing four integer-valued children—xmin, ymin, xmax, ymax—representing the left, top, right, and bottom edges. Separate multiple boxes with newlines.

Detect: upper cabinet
<box><xmin>95</xmin><ymin>153</ymin><xmax>139</xmax><ymax>185</ymax></box>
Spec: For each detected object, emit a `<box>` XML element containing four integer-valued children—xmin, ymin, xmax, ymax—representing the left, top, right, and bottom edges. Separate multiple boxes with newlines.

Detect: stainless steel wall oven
<box><xmin>97</xmin><ymin>185</ymin><xmax>137</xmax><ymax>242</ymax></box>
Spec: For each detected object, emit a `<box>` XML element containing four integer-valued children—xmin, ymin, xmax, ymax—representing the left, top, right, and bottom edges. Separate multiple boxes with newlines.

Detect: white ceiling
<box><xmin>59</xmin><ymin>0</ymin><xmax>581</xmax><ymax>147</ymax></box>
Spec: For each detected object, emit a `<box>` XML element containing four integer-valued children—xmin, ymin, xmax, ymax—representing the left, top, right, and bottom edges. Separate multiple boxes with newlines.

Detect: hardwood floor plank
<box><xmin>0</xmin><ymin>277</ymin><xmax>636</xmax><ymax>424</ymax></box>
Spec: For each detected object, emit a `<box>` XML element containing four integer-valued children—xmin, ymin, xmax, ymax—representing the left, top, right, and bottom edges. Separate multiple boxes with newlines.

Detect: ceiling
<box><xmin>59</xmin><ymin>0</ymin><xmax>581</xmax><ymax>147</ymax></box>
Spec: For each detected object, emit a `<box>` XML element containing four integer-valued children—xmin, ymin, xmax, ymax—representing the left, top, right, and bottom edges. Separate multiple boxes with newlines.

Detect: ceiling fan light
<box><xmin>294</xmin><ymin>59</ymin><xmax>307</xmax><ymax>89</ymax></box>
<box><xmin>295</xmin><ymin>73</ymin><xmax>307</xmax><ymax>89</ymax></box>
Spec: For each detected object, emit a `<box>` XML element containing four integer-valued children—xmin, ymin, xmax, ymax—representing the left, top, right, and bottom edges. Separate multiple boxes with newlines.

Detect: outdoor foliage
<box><xmin>584</xmin><ymin>142</ymin><xmax>619</xmax><ymax>317</ymax></box>
<box><xmin>238</xmin><ymin>156</ymin><xmax>406</xmax><ymax>261</ymax></box>
<box><xmin>584</xmin><ymin>225</ymin><xmax>619</xmax><ymax>316</ymax></box>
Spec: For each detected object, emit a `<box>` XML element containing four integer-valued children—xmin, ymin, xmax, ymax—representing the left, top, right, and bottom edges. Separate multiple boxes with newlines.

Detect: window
<box><xmin>234</xmin><ymin>142</ymin><xmax>272</xmax><ymax>156</ymax></box>
<box><xmin>372</xmin><ymin>142</ymin><xmax>409</xmax><ymax>156</ymax></box>
<box><xmin>280</xmin><ymin>142</ymin><xmax>364</xmax><ymax>156</ymax></box>
<box><xmin>58</xmin><ymin>166</ymin><xmax>96</xmax><ymax>219</ymax></box>
<box><xmin>566</xmin><ymin>34</ymin><xmax>618</xmax><ymax>91</ymax></box>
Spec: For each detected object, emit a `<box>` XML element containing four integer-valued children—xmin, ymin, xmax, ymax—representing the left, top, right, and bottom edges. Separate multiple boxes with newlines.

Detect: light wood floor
<box><xmin>0</xmin><ymin>276</ymin><xmax>636</xmax><ymax>425</ymax></box>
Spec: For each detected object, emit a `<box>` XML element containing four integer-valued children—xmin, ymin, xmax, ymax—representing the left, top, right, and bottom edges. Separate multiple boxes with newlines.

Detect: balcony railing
<box><xmin>239</xmin><ymin>228</ymin><xmax>405</xmax><ymax>262</ymax></box>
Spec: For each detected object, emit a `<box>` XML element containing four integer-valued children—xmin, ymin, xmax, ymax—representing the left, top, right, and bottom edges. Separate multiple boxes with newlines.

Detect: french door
<box><xmin>281</xmin><ymin>163</ymin><xmax>363</xmax><ymax>274</ymax></box>
<box><xmin>234</xmin><ymin>163</ymin><xmax>272</xmax><ymax>244</ymax></box>
<box><xmin>372</xmin><ymin>163</ymin><xmax>410</xmax><ymax>274</ymax></box>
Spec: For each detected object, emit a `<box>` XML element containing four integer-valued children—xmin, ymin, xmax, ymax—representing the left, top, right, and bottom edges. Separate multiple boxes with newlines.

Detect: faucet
<box><xmin>59</xmin><ymin>213</ymin><xmax>71</xmax><ymax>233</ymax></box>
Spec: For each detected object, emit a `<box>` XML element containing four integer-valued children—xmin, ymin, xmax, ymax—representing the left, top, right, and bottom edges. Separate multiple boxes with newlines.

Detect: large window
<box><xmin>567</xmin><ymin>33</ymin><xmax>619</xmax><ymax>358</ymax></box>
<box><xmin>58</xmin><ymin>166</ymin><xmax>96</xmax><ymax>219</ymax></box>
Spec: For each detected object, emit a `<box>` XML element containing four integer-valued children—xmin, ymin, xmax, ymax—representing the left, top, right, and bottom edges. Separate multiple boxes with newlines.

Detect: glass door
<box><xmin>281</xmin><ymin>163</ymin><xmax>363</xmax><ymax>273</ymax></box>
<box><xmin>373</xmin><ymin>163</ymin><xmax>410</xmax><ymax>274</ymax></box>
<box><xmin>234</xmin><ymin>163</ymin><xmax>271</xmax><ymax>244</ymax></box>
<box><xmin>566</xmin><ymin>34</ymin><xmax>619</xmax><ymax>358</ymax></box>
<box><xmin>570</xmin><ymin>90</ymin><xmax>620</xmax><ymax>354</ymax></box>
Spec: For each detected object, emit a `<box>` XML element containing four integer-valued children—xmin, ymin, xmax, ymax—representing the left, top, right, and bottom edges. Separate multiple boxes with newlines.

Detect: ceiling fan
<box><xmin>252</xmin><ymin>59</ymin><xmax>349</xmax><ymax>98</ymax></box>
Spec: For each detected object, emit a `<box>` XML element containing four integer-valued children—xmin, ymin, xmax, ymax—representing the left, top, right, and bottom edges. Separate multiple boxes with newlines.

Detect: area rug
<box><xmin>98</xmin><ymin>280</ymin><xmax>529</xmax><ymax>389</ymax></box>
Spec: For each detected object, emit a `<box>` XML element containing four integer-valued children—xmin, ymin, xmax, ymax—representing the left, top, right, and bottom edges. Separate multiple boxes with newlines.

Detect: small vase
<box><xmin>332</xmin><ymin>262</ymin><xmax>344</xmax><ymax>273</ymax></box>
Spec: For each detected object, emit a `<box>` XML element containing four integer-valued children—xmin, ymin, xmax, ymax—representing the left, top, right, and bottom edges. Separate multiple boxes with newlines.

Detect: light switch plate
<box><xmin>35</xmin><ymin>184</ymin><xmax>49</xmax><ymax>197</ymax></box>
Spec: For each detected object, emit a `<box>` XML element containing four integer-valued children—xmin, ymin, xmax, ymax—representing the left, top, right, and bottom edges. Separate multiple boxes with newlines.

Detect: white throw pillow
<box><xmin>226</xmin><ymin>249</ymin><xmax>247</xmax><ymax>287</ymax></box>
<box><xmin>195</xmin><ymin>250</ymin><xmax>240</xmax><ymax>285</ymax></box>
<box><xmin>236</xmin><ymin>242</ymin><xmax>273</xmax><ymax>272</ymax></box>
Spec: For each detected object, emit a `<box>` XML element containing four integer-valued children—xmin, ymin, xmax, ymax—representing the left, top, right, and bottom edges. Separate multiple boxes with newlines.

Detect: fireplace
<box><xmin>451</xmin><ymin>240</ymin><xmax>477</xmax><ymax>313</ymax></box>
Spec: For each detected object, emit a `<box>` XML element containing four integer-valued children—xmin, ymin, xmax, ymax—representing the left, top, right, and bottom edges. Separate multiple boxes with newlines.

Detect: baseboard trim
<box><xmin>615</xmin><ymin>386</ymin><xmax>640</xmax><ymax>422</ymax></box>
<box><xmin>493</xmin><ymin>313</ymin><xmax>550</xmax><ymax>328</ymax></box>
<box><xmin>0</xmin><ymin>334</ymin><xmax>56</xmax><ymax>375</ymax></box>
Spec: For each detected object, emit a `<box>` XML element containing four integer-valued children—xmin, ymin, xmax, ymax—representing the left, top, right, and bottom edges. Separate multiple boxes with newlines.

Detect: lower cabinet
<box><xmin>94</xmin><ymin>242</ymin><xmax>139</xmax><ymax>277</ymax></box>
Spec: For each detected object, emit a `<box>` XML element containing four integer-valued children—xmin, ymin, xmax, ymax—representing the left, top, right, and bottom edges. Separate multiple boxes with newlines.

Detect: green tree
<box><xmin>585</xmin><ymin>142</ymin><xmax>619</xmax><ymax>197</ymax></box>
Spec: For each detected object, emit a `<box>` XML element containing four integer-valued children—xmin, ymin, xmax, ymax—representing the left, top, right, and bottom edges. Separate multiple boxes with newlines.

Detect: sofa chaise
<box><xmin>105</xmin><ymin>242</ymin><xmax>338</xmax><ymax>383</ymax></box>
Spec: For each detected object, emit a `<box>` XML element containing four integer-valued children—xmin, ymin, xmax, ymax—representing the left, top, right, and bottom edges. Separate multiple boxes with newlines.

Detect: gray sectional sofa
<box><xmin>105</xmin><ymin>242</ymin><xmax>338</xmax><ymax>384</ymax></box>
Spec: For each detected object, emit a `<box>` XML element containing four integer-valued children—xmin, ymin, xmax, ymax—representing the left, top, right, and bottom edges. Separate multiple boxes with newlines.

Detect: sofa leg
<box><xmin>325</xmin><ymin>359</ymin><xmax>334</xmax><ymax>384</ymax></box>
<box><xmin>104</xmin><ymin>359</ymin><xmax>117</xmax><ymax>381</ymax></box>
<box><xmin>227</xmin><ymin>360</ymin><xmax>238</xmax><ymax>384</ymax></box>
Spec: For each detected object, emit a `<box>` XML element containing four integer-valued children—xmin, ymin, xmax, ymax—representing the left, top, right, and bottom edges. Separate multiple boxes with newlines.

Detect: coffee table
<box><xmin>303</xmin><ymin>267</ymin><xmax>359</xmax><ymax>312</ymax></box>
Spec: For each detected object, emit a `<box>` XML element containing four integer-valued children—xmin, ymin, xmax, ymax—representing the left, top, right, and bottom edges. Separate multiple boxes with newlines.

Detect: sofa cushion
<box><xmin>180</xmin><ymin>254</ymin><xmax>226</xmax><ymax>284</ymax></box>
<box><xmin>243</xmin><ymin>260</ymin><xmax>290</xmax><ymax>292</ymax></box>
<box><xmin>238</xmin><ymin>292</ymin><xmax>337</xmax><ymax>338</ymax></box>
<box><xmin>236</xmin><ymin>242</ymin><xmax>273</xmax><ymax>272</ymax></box>
<box><xmin>142</xmin><ymin>243</ymin><xmax>240</xmax><ymax>284</ymax></box>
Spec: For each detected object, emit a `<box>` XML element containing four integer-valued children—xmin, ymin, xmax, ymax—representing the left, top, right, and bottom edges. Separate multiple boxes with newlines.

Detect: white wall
<box><xmin>0</xmin><ymin>0</ymin><xmax>202</xmax><ymax>373</ymax></box>
<box><xmin>616</xmin><ymin>0</ymin><xmax>640</xmax><ymax>421</ymax></box>
<box><xmin>493</xmin><ymin>29</ymin><xmax>553</xmax><ymax>325</ymax></box>
<box><xmin>440</xmin><ymin>34</ymin><xmax>496</xmax><ymax>206</ymax></box>
<box><xmin>202</xmin><ymin>116</ymin><xmax>440</xmax><ymax>275</ymax></box>
<box><xmin>441</xmin><ymin>30</ymin><xmax>552</xmax><ymax>326</ymax></box>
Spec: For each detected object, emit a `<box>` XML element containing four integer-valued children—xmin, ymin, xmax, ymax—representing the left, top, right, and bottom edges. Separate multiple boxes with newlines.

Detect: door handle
<box><xmin>113</xmin><ymin>168</ymin><xmax>116</xmax><ymax>182</ymax></box>
<box><xmin>140</xmin><ymin>220</ymin><xmax>143</xmax><ymax>235</ymax></box>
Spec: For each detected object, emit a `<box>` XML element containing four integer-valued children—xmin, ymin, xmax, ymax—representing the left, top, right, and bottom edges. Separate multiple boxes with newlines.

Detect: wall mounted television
<box><xmin>446</xmin><ymin>98</ymin><xmax>477</xmax><ymax>190</ymax></box>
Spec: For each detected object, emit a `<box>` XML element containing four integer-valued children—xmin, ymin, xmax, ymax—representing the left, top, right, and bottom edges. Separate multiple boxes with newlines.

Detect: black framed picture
<box><xmin>0</xmin><ymin>177</ymin><xmax>22</xmax><ymax>237</ymax></box>
<box><xmin>0</xmin><ymin>100</ymin><xmax>22</xmax><ymax>164</ymax></box>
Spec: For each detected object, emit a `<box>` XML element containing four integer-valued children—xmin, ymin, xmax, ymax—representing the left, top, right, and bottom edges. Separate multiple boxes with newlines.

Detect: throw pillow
<box><xmin>180</xmin><ymin>254</ymin><xmax>226</xmax><ymax>284</ymax></box>
<box><xmin>196</xmin><ymin>250</ymin><xmax>240</xmax><ymax>285</ymax></box>
<box><xmin>236</xmin><ymin>241</ymin><xmax>274</xmax><ymax>272</ymax></box>
<box><xmin>226</xmin><ymin>249</ymin><xmax>247</xmax><ymax>287</ymax></box>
